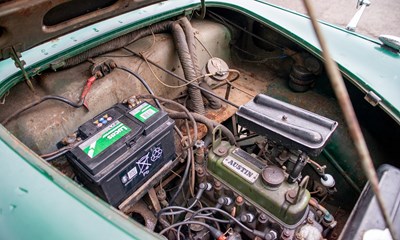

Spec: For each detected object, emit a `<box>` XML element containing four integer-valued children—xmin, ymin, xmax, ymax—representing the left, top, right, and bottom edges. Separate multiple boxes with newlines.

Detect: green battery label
<box><xmin>79</xmin><ymin>121</ymin><xmax>131</xmax><ymax>158</ymax></box>
<box><xmin>129</xmin><ymin>102</ymin><xmax>159</xmax><ymax>122</ymax></box>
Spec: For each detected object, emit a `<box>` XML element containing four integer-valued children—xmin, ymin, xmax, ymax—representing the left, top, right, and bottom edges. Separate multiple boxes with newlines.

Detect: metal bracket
<box><xmin>212</xmin><ymin>125</ymin><xmax>222</xmax><ymax>151</ymax></box>
<box><xmin>346</xmin><ymin>0</ymin><xmax>371</xmax><ymax>32</ymax></box>
<box><xmin>9</xmin><ymin>47</ymin><xmax>35</xmax><ymax>92</ymax></box>
<box><xmin>195</xmin><ymin>0</ymin><xmax>206</xmax><ymax>19</ymax></box>
<box><xmin>364</xmin><ymin>91</ymin><xmax>381</xmax><ymax>107</ymax></box>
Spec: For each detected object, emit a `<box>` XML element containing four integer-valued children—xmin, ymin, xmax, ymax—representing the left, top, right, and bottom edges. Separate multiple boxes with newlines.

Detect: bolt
<box><xmin>217</xmin><ymin>147</ymin><xmax>227</xmax><ymax>154</ymax></box>
<box><xmin>157</xmin><ymin>189</ymin><xmax>166</xmax><ymax>198</ymax></box>
<box><xmin>109</xmin><ymin>61</ymin><xmax>117</xmax><ymax>69</ymax></box>
<box><xmin>196</xmin><ymin>167</ymin><xmax>204</xmax><ymax>175</ymax></box>
<box><xmin>288</xmin><ymin>190</ymin><xmax>297</xmax><ymax>199</ymax></box>
<box><xmin>279</xmin><ymin>150</ymin><xmax>289</xmax><ymax>161</ymax></box>
<box><xmin>282</xmin><ymin>115</ymin><xmax>288</xmax><ymax>121</ymax></box>
<box><xmin>214</xmin><ymin>180</ymin><xmax>222</xmax><ymax>189</ymax></box>
<box><xmin>194</xmin><ymin>140</ymin><xmax>205</xmax><ymax>149</ymax></box>
<box><xmin>283</xmin><ymin>229</ymin><xmax>290</xmax><ymax>238</ymax></box>
<box><xmin>94</xmin><ymin>70</ymin><xmax>103</xmax><ymax>78</ymax></box>
<box><xmin>259</xmin><ymin>213</ymin><xmax>268</xmax><ymax>222</ymax></box>
<box><xmin>235</xmin><ymin>196</ymin><xmax>244</xmax><ymax>205</ymax></box>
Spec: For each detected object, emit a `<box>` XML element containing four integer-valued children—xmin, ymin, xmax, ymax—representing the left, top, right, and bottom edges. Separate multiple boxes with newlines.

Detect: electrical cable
<box><xmin>158</xmin><ymin>206</ymin><xmax>229</xmax><ymax>224</ymax></box>
<box><xmin>122</xmin><ymin>47</ymin><xmax>240</xmax><ymax>108</ymax></box>
<box><xmin>189</xmin><ymin>207</ymin><xmax>260</xmax><ymax>236</ymax></box>
<box><xmin>2</xmin><ymin>95</ymin><xmax>84</xmax><ymax>125</ymax></box>
<box><xmin>221</xmin><ymin>69</ymin><xmax>255</xmax><ymax>98</ymax></box>
<box><xmin>307</xmin><ymin>158</ymin><xmax>327</xmax><ymax>179</ymax></box>
<box><xmin>209</xmin><ymin>69</ymin><xmax>241</xmax><ymax>89</ymax></box>
<box><xmin>168</xmin><ymin>110</ymin><xmax>213</xmax><ymax>146</ymax></box>
<box><xmin>169</xmin><ymin>147</ymin><xmax>192</xmax><ymax>205</ymax></box>
<box><xmin>207</xmin><ymin>10</ymin><xmax>284</xmax><ymax>49</ymax></box>
<box><xmin>137</xmin><ymin>94</ymin><xmax>198</xmax><ymax>147</ymax></box>
<box><xmin>189</xmin><ymin>145</ymin><xmax>196</xmax><ymax>198</ymax></box>
<box><xmin>114</xmin><ymin>66</ymin><xmax>161</xmax><ymax>108</ymax></box>
<box><xmin>141</xmin><ymin>52</ymin><xmax>214</xmax><ymax>88</ymax></box>
<box><xmin>41</xmin><ymin>147</ymin><xmax>72</xmax><ymax>161</ymax></box>
<box><xmin>159</xmin><ymin>220</ymin><xmax>215</xmax><ymax>236</ymax></box>
<box><xmin>167</xmin><ymin>110</ymin><xmax>236</xmax><ymax>146</ymax></box>
<box><xmin>195</xmin><ymin>35</ymin><xmax>213</xmax><ymax>58</ymax></box>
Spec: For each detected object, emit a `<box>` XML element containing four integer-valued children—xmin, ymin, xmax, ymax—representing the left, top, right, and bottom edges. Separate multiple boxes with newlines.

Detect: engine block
<box><xmin>206</xmin><ymin>139</ymin><xmax>310</xmax><ymax>228</ymax></box>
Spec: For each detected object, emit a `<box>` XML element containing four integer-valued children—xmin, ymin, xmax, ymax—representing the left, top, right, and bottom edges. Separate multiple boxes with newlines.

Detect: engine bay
<box><xmin>1</xmin><ymin>8</ymin><xmax>399</xmax><ymax>240</ymax></box>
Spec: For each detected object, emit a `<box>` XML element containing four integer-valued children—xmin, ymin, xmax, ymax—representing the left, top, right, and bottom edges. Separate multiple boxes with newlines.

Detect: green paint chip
<box><xmin>129</xmin><ymin>102</ymin><xmax>159</xmax><ymax>122</ymax></box>
<box><xmin>79</xmin><ymin>121</ymin><xmax>131</xmax><ymax>158</ymax></box>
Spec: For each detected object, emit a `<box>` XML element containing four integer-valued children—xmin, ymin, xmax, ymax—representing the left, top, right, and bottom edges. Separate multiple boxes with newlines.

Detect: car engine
<box><xmin>3</xmin><ymin>7</ymin><xmax>399</xmax><ymax>240</ymax></box>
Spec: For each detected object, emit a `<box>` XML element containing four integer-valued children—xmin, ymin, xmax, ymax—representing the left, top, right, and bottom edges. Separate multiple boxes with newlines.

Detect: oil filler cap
<box><xmin>262</xmin><ymin>166</ymin><xmax>285</xmax><ymax>189</ymax></box>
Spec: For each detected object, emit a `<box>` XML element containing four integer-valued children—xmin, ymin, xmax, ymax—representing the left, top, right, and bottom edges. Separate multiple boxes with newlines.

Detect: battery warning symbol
<box><xmin>135</xmin><ymin>147</ymin><xmax>163</xmax><ymax>177</ymax></box>
<box><xmin>151</xmin><ymin>147</ymin><xmax>163</xmax><ymax>162</ymax></box>
<box><xmin>136</xmin><ymin>152</ymin><xmax>151</xmax><ymax>177</ymax></box>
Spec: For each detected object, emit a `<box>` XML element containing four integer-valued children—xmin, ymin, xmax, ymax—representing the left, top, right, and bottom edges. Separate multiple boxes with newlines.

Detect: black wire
<box><xmin>42</xmin><ymin>148</ymin><xmax>71</xmax><ymax>161</ymax></box>
<box><xmin>190</xmin><ymin>207</ymin><xmax>255</xmax><ymax>234</ymax></box>
<box><xmin>157</xmin><ymin>206</ymin><xmax>194</xmax><ymax>217</ymax></box>
<box><xmin>207</xmin><ymin>10</ymin><xmax>284</xmax><ymax>49</ymax></box>
<box><xmin>158</xmin><ymin>206</ymin><xmax>229</xmax><ymax>224</ymax></box>
<box><xmin>169</xmin><ymin>147</ymin><xmax>192</xmax><ymax>205</ymax></box>
<box><xmin>115</xmin><ymin>66</ymin><xmax>162</xmax><ymax>108</ymax></box>
<box><xmin>122</xmin><ymin>47</ymin><xmax>240</xmax><ymax>108</ymax></box>
<box><xmin>159</xmin><ymin>220</ymin><xmax>213</xmax><ymax>235</ymax></box>
<box><xmin>2</xmin><ymin>95</ymin><xmax>84</xmax><ymax>125</ymax></box>
<box><xmin>113</xmin><ymin>67</ymin><xmax>197</xmax><ymax>205</ymax></box>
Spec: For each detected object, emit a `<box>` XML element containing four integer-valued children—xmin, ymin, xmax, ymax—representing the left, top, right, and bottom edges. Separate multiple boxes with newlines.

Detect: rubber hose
<box><xmin>168</xmin><ymin>111</ymin><xmax>213</xmax><ymax>146</ymax></box>
<box><xmin>171</xmin><ymin>22</ymin><xmax>205</xmax><ymax>114</ymax></box>
<box><xmin>179</xmin><ymin>17</ymin><xmax>222</xmax><ymax>109</ymax></box>
<box><xmin>62</xmin><ymin>19</ymin><xmax>205</xmax><ymax>113</ymax></box>
<box><xmin>199</xmin><ymin>82</ymin><xmax>222</xmax><ymax>109</ymax></box>
<box><xmin>167</xmin><ymin>110</ymin><xmax>236</xmax><ymax>146</ymax></box>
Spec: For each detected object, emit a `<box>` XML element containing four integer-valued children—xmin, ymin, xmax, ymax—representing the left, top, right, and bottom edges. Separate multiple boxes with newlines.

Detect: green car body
<box><xmin>0</xmin><ymin>0</ymin><xmax>399</xmax><ymax>239</ymax></box>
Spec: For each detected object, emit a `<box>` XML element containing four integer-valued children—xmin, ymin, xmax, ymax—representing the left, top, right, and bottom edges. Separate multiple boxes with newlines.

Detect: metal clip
<box><xmin>364</xmin><ymin>91</ymin><xmax>381</xmax><ymax>107</ymax></box>
<box><xmin>10</xmin><ymin>47</ymin><xmax>35</xmax><ymax>92</ymax></box>
<box><xmin>212</xmin><ymin>125</ymin><xmax>222</xmax><ymax>151</ymax></box>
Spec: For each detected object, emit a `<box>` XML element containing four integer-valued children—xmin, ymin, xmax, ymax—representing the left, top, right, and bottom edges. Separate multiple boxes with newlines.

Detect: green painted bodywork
<box><xmin>0</xmin><ymin>126</ymin><xmax>163</xmax><ymax>240</ymax></box>
<box><xmin>208</xmin><ymin>141</ymin><xmax>310</xmax><ymax>226</ymax></box>
<box><xmin>0</xmin><ymin>0</ymin><xmax>399</xmax><ymax>122</ymax></box>
<box><xmin>0</xmin><ymin>0</ymin><xmax>399</xmax><ymax>239</ymax></box>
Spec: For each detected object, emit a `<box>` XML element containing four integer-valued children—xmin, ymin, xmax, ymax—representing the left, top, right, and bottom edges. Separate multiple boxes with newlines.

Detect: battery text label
<box><xmin>106</xmin><ymin>125</ymin><xmax>129</xmax><ymax>140</ymax></box>
<box><xmin>129</xmin><ymin>102</ymin><xmax>159</xmax><ymax>122</ymax></box>
<box><xmin>80</xmin><ymin>121</ymin><xmax>131</xmax><ymax>158</ymax></box>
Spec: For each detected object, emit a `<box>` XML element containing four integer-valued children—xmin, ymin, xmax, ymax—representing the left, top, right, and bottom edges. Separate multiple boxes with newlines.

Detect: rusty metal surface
<box><xmin>122</xmin><ymin>200</ymin><xmax>158</xmax><ymax>231</ymax></box>
<box><xmin>147</xmin><ymin>188</ymin><xmax>162</xmax><ymax>213</ymax></box>
<box><xmin>0</xmin><ymin>20</ymin><xmax>232</xmax><ymax>154</ymax></box>
<box><xmin>0</xmin><ymin>16</ymin><xmax>381</xmax><ymax>235</ymax></box>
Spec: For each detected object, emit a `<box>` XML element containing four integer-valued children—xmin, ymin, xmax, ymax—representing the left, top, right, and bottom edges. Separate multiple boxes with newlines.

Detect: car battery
<box><xmin>65</xmin><ymin>102</ymin><xmax>175</xmax><ymax>206</ymax></box>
